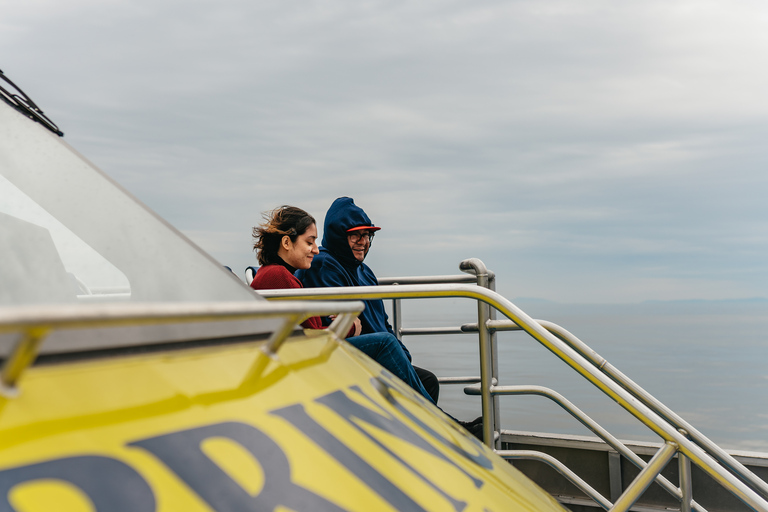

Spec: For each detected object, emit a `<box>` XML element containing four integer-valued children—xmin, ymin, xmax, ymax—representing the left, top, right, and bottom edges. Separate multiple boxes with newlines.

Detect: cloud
<box><xmin>4</xmin><ymin>0</ymin><xmax>768</xmax><ymax>302</ymax></box>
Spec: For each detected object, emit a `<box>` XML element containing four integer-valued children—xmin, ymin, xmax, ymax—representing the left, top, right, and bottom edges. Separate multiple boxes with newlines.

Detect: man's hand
<box><xmin>351</xmin><ymin>318</ymin><xmax>362</xmax><ymax>337</ymax></box>
<box><xmin>329</xmin><ymin>315</ymin><xmax>363</xmax><ymax>337</ymax></box>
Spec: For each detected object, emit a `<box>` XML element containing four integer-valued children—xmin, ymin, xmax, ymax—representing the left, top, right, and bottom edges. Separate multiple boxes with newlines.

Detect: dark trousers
<box><xmin>413</xmin><ymin>366</ymin><xmax>440</xmax><ymax>404</ymax></box>
<box><xmin>347</xmin><ymin>333</ymin><xmax>436</xmax><ymax>404</ymax></box>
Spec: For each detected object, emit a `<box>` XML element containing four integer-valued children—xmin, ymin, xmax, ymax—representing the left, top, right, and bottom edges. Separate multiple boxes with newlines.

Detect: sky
<box><xmin>3</xmin><ymin>0</ymin><xmax>768</xmax><ymax>303</ymax></box>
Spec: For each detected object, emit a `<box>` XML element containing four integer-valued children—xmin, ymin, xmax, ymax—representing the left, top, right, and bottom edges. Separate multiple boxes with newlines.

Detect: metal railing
<box><xmin>257</xmin><ymin>258</ymin><xmax>768</xmax><ymax>512</ymax></box>
<box><xmin>0</xmin><ymin>300</ymin><xmax>363</xmax><ymax>397</ymax></box>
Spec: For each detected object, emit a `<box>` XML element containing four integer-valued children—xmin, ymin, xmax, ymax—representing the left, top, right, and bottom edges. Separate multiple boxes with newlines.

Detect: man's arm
<box><xmin>299</xmin><ymin>255</ymin><xmax>355</xmax><ymax>289</ymax></box>
<box><xmin>297</xmin><ymin>255</ymin><xmax>357</xmax><ymax>328</ymax></box>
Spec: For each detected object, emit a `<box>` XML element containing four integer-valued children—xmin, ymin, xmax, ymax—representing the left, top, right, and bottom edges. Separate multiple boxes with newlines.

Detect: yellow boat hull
<box><xmin>0</xmin><ymin>332</ymin><xmax>566</xmax><ymax>511</ymax></box>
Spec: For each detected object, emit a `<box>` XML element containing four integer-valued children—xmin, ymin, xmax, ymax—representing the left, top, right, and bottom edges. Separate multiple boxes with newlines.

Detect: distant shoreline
<box><xmin>512</xmin><ymin>297</ymin><xmax>768</xmax><ymax>306</ymax></box>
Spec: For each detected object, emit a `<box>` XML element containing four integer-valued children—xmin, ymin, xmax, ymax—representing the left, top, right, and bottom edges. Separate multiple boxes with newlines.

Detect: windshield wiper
<box><xmin>0</xmin><ymin>69</ymin><xmax>63</xmax><ymax>136</ymax></box>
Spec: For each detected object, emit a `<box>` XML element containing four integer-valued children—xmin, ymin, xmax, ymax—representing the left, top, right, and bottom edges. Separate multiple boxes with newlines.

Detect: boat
<box><xmin>2</xmin><ymin>69</ymin><xmax>767</xmax><ymax>512</ymax></box>
<box><xmin>0</xmin><ymin>71</ymin><xmax>566</xmax><ymax>511</ymax></box>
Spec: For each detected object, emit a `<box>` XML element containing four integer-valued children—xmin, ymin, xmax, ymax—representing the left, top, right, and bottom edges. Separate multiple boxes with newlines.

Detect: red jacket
<box><xmin>250</xmin><ymin>263</ymin><xmax>324</xmax><ymax>329</ymax></box>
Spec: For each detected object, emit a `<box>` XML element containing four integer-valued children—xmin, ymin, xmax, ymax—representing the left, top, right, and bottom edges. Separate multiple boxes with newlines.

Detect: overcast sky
<box><xmin>4</xmin><ymin>0</ymin><xmax>768</xmax><ymax>303</ymax></box>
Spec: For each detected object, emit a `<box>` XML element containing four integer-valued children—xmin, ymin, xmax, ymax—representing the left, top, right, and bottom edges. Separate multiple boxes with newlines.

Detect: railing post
<box><xmin>460</xmin><ymin>258</ymin><xmax>496</xmax><ymax>447</ymax></box>
<box><xmin>679</xmin><ymin>429</ymin><xmax>693</xmax><ymax>512</ymax></box>
<box><xmin>392</xmin><ymin>298</ymin><xmax>403</xmax><ymax>340</ymax></box>
<box><xmin>486</xmin><ymin>272</ymin><xmax>501</xmax><ymax>448</ymax></box>
<box><xmin>0</xmin><ymin>327</ymin><xmax>49</xmax><ymax>397</ymax></box>
<box><xmin>610</xmin><ymin>442</ymin><xmax>678</xmax><ymax>512</ymax></box>
<box><xmin>388</xmin><ymin>282</ymin><xmax>403</xmax><ymax>340</ymax></box>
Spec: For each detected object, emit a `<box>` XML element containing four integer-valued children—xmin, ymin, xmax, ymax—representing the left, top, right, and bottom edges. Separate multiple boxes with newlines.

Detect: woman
<box><xmin>250</xmin><ymin>206</ymin><xmax>436</xmax><ymax>404</ymax></box>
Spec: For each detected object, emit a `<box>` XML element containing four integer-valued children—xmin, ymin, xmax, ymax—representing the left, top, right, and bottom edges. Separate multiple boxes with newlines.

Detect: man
<box><xmin>297</xmin><ymin>197</ymin><xmax>440</xmax><ymax>403</ymax></box>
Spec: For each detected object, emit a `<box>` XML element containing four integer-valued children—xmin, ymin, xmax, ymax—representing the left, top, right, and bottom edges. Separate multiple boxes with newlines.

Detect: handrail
<box><xmin>498</xmin><ymin>449</ymin><xmax>614</xmax><ymax>510</ymax></box>
<box><xmin>0</xmin><ymin>300</ymin><xmax>364</xmax><ymax>396</ymax></box>
<box><xmin>465</xmin><ymin>383</ymin><xmax>706</xmax><ymax>511</ymax></box>
<box><xmin>379</xmin><ymin>274</ymin><xmax>480</xmax><ymax>285</ymax></box>
<box><xmin>461</xmin><ymin>317</ymin><xmax>768</xmax><ymax>502</ymax></box>
<box><xmin>257</xmin><ymin>283</ymin><xmax>768</xmax><ymax>512</ymax></box>
<box><xmin>364</xmin><ymin>305</ymin><xmax>768</xmax><ymax>505</ymax></box>
<box><xmin>537</xmin><ymin>319</ymin><xmax>768</xmax><ymax>500</ymax></box>
<box><xmin>0</xmin><ymin>301</ymin><xmax>363</xmax><ymax>333</ymax></box>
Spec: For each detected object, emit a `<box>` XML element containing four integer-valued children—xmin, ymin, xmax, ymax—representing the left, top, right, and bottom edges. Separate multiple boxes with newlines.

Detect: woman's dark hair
<box><xmin>252</xmin><ymin>206</ymin><xmax>316</xmax><ymax>266</ymax></box>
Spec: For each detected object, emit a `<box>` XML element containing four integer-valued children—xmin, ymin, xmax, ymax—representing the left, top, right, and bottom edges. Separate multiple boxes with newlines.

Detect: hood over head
<box><xmin>322</xmin><ymin>197</ymin><xmax>380</xmax><ymax>266</ymax></box>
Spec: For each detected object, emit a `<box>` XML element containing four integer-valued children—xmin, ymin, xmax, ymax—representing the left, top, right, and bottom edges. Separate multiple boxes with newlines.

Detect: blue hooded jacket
<box><xmin>297</xmin><ymin>198</ymin><xmax>406</xmax><ymax>353</ymax></box>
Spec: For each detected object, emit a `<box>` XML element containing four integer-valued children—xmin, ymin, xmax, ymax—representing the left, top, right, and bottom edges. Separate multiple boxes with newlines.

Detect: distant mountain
<box><xmin>512</xmin><ymin>297</ymin><xmax>558</xmax><ymax>304</ymax></box>
<box><xmin>641</xmin><ymin>297</ymin><xmax>768</xmax><ymax>305</ymax></box>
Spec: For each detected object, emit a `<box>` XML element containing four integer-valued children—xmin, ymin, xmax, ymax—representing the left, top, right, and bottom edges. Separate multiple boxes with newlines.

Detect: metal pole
<box><xmin>392</xmin><ymin>298</ymin><xmax>403</xmax><ymax>340</ymax></box>
<box><xmin>460</xmin><ymin>259</ymin><xmax>495</xmax><ymax>447</ymax></box>
<box><xmin>0</xmin><ymin>327</ymin><xmax>49</xmax><ymax>397</ymax></box>
<box><xmin>487</xmin><ymin>272</ymin><xmax>500</xmax><ymax>448</ymax></box>
<box><xmin>500</xmin><ymin>450</ymin><xmax>613</xmax><ymax>510</ymax></box>
<box><xmin>611</xmin><ymin>442</ymin><xmax>678</xmax><ymax>512</ymax></box>
<box><xmin>680</xmin><ymin>429</ymin><xmax>694</xmax><ymax>512</ymax></box>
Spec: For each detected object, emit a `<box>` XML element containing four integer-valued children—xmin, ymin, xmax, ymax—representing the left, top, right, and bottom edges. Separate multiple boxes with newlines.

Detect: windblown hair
<box><xmin>252</xmin><ymin>206</ymin><xmax>316</xmax><ymax>266</ymax></box>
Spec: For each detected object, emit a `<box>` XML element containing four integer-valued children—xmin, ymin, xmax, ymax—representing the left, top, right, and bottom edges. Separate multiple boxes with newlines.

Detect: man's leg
<box><xmin>413</xmin><ymin>366</ymin><xmax>439</xmax><ymax>405</ymax></box>
<box><xmin>346</xmin><ymin>333</ymin><xmax>436</xmax><ymax>404</ymax></box>
<box><xmin>347</xmin><ymin>333</ymin><xmax>483</xmax><ymax>438</ymax></box>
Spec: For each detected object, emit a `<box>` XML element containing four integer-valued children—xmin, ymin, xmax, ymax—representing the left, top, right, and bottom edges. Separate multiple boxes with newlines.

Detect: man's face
<box><xmin>347</xmin><ymin>230</ymin><xmax>374</xmax><ymax>262</ymax></box>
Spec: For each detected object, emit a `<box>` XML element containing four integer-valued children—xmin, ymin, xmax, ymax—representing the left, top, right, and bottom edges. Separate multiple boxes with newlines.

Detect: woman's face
<box><xmin>279</xmin><ymin>223</ymin><xmax>319</xmax><ymax>269</ymax></box>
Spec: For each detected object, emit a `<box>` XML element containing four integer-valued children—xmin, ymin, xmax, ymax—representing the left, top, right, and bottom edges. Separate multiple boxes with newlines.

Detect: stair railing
<box><xmin>258</xmin><ymin>259</ymin><xmax>768</xmax><ymax>512</ymax></box>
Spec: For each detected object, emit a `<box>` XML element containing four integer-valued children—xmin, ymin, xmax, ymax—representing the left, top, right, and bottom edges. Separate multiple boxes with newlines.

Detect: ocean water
<box><xmin>396</xmin><ymin>298</ymin><xmax>768</xmax><ymax>452</ymax></box>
